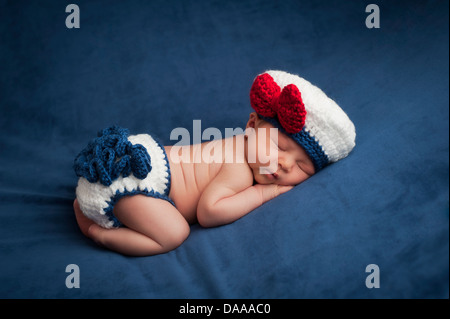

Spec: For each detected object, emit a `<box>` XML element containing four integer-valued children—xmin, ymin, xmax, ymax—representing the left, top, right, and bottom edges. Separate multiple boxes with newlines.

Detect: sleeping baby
<box><xmin>73</xmin><ymin>70</ymin><xmax>356</xmax><ymax>256</ymax></box>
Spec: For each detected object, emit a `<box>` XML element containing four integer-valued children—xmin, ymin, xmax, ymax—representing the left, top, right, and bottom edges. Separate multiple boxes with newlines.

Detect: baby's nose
<box><xmin>260</xmin><ymin>158</ymin><xmax>278</xmax><ymax>175</ymax></box>
<box><xmin>279</xmin><ymin>154</ymin><xmax>295</xmax><ymax>171</ymax></box>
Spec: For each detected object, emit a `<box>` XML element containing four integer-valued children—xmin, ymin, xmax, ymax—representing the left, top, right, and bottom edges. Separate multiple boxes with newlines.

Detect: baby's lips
<box><xmin>259</xmin><ymin>166</ymin><xmax>277</xmax><ymax>175</ymax></box>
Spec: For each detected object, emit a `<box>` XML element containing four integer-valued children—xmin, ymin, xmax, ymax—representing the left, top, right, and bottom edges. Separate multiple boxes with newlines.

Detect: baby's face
<box><xmin>245</xmin><ymin>113</ymin><xmax>315</xmax><ymax>186</ymax></box>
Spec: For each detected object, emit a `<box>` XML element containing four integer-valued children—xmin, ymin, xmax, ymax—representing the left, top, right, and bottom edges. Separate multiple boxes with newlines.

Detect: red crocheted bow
<box><xmin>250</xmin><ymin>73</ymin><xmax>307</xmax><ymax>134</ymax></box>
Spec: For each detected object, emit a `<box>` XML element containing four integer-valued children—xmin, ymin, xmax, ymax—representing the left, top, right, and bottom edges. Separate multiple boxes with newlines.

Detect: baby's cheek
<box><xmin>295</xmin><ymin>173</ymin><xmax>311</xmax><ymax>185</ymax></box>
<box><xmin>253</xmin><ymin>170</ymin><xmax>272</xmax><ymax>185</ymax></box>
<box><xmin>284</xmin><ymin>172</ymin><xmax>308</xmax><ymax>186</ymax></box>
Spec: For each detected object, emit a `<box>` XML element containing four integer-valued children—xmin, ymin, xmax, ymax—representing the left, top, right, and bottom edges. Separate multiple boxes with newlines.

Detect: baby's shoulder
<box><xmin>217</xmin><ymin>161</ymin><xmax>253</xmax><ymax>187</ymax></box>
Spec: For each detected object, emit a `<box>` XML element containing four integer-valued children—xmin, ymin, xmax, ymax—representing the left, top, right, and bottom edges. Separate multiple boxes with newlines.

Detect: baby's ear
<box><xmin>246</xmin><ymin>112</ymin><xmax>259</xmax><ymax>129</ymax></box>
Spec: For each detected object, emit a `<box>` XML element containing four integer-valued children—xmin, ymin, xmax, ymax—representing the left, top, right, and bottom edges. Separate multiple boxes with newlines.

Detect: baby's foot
<box><xmin>73</xmin><ymin>199</ymin><xmax>95</xmax><ymax>238</ymax></box>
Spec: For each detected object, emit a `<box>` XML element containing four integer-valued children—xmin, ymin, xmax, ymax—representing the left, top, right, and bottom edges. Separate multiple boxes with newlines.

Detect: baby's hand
<box><xmin>253</xmin><ymin>184</ymin><xmax>294</xmax><ymax>205</ymax></box>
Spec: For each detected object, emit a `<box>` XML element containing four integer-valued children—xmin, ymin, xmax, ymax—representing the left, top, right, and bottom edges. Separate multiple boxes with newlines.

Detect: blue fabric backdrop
<box><xmin>0</xmin><ymin>0</ymin><xmax>448</xmax><ymax>298</ymax></box>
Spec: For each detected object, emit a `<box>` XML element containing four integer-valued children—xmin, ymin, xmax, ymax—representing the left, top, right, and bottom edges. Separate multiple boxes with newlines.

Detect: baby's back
<box><xmin>165</xmin><ymin>134</ymin><xmax>252</xmax><ymax>223</ymax></box>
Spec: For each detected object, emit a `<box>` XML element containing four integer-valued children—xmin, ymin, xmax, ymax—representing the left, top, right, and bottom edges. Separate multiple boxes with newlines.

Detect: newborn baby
<box><xmin>73</xmin><ymin>70</ymin><xmax>356</xmax><ymax>256</ymax></box>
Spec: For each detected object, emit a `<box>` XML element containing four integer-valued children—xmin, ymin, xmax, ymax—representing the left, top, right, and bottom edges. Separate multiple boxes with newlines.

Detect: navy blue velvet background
<box><xmin>0</xmin><ymin>0</ymin><xmax>448</xmax><ymax>298</ymax></box>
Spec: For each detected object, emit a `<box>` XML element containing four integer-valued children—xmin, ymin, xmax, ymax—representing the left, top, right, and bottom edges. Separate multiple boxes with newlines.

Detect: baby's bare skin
<box><xmin>164</xmin><ymin>135</ymin><xmax>249</xmax><ymax>224</ymax></box>
<box><xmin>74</xmin><ymin>113</ymin><xmax>315</xmax><ymax>256</ymax></box>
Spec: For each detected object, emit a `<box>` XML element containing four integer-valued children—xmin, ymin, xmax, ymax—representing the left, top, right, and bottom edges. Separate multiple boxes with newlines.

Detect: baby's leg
<box><xmin>74</xmin><ymin>199</ymin><xmax>96</xmax><ymax>238</ymax></box>
<box><xmin>79</xmin><ymin>195</ymin><xmax>190</xmax><ymax>256</ymax></box>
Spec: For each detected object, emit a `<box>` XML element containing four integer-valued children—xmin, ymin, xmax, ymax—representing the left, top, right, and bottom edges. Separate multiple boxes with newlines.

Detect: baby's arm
<box><xmin>197</xmin><ymin>164</ymin><xmax>293</xmax><ymax>227</ymax></box>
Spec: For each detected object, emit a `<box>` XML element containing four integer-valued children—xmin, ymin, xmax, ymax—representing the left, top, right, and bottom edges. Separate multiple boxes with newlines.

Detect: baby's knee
<box><xmin>163</xmin><ymin>220</ymin><xmax>190</xmax><ymax>251</ymax></box>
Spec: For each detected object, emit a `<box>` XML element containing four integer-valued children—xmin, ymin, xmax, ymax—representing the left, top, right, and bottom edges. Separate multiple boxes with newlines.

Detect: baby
<box><xmin>73</xmin><ymin>70</ymin><xmax>356</xmax><ymax>256</ymax></box>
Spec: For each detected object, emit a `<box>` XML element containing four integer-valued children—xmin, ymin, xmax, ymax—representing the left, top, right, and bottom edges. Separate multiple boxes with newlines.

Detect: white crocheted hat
<box><xmin>250</xmin><ymin>70</ymin><xmax>356</xmax><ymax>171</ymax></box>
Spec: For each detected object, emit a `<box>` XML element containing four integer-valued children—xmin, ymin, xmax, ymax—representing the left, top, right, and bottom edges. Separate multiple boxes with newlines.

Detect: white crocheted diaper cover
<box><xmin>74</xmin><ymin>126</ymin><xmax>172</xmax><ymax>229</ymax></box>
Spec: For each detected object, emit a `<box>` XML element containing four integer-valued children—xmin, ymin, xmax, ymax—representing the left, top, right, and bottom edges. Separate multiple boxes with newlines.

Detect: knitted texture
<box><xmin>250</xmin><ymin>70</ymin><xmax>356</xmax><ymax>171</ymax></box>
<box><xmin>73</xmin><ymin>126</ymin><xmax>151</xmax><ymax>186</ymax></box>
<box><xmin>261</xmin><ymin>116</ymin><xmax>329</xmax><ymax>172</ymax></box>
<box><xmin>250</xmin><ymin>73</ymin><xmax>306</xmax><ymax>133</ymax></box>
<box><xmin>75</xmin><ymin>131</ymin><xmax>172</xmax><ymax>229</ymax></box>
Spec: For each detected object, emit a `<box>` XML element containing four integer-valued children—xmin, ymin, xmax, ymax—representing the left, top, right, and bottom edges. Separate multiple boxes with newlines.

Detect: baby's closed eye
<box><xmin>297</xmin><ymin>160</ymin><xmax>314</xmax><ymax>176</ymax></box>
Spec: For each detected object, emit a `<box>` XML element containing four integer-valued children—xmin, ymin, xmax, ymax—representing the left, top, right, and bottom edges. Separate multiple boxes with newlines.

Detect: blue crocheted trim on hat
<box><xmin>73</xmin><ymin>126</ymin><xmax>152</xmax><ymax>186</ymax></box>
<box><xmin>260</xmin><ymin>116</ymin><xmax>329</xmax><ymax>172</ymax></box>
<box><xmin>291</xmin><ymin>130</ymin><xmax>329</xmax><ymax>172</ymax></box>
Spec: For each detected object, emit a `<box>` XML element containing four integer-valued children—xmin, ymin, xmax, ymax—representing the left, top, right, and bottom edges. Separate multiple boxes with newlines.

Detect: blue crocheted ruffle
<box><xmin>73</xmin><ymin>126</ymin><xmax>152</xmax><ymax>186</ymax></box>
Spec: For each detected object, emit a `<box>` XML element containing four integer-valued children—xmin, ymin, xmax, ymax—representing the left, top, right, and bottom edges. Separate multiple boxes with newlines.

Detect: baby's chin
<box><xmin>253</xmin><ymin>172</ymin><xmax>278</xmax><ymax>185</ymax></box>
